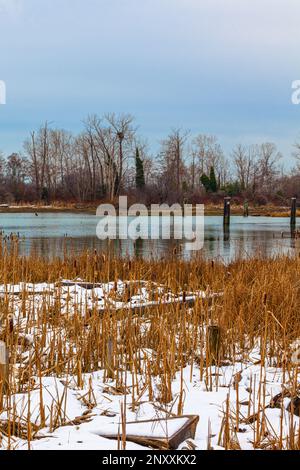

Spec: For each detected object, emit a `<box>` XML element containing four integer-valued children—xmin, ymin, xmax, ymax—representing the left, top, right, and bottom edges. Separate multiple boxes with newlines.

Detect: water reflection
<box><xmin>223</xmin><ymin>224</ymin><xmax>230</xmax><ymax>242</ymax></box>
<box><xmin>0</xmin><ymin>213</ymin><xmax>299</xmax><ymax>262</ymax></box>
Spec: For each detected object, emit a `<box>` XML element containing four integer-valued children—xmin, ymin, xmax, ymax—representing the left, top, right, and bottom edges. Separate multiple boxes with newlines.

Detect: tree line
<box><xmin>0</xmin><ymin>113</ymin><xmax>300</xmax><ymax>206</ymax></box>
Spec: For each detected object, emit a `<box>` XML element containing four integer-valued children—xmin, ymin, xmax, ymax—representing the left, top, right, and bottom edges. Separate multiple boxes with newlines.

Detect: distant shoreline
<box><xmin>0</xmin><ymin>203</ymin><xmax>296</xmax><ymax>217</ymax></box>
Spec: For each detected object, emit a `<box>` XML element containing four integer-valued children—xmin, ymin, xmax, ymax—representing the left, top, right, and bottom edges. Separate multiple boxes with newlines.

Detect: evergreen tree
<box><xmin>209</xmin><ymin>166</ymin><xmax>218</xmax><ymax>192</ymax></box>
<box><xmin>200</xmin><ymin>166</ymin><xmax>218</xmax><ymax>193</ymax></box>
<box><xmin>200</xmin><ymin>174</ymin><xmax>211</xmax><ymax>192</ymax></box>
<box><xmin>135</xmin><ymin>147</ymin><xmax>145</xmax><ymax>189</ymax></box>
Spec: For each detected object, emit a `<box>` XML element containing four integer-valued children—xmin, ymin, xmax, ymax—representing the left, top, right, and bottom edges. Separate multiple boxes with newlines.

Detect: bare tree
<box><xmin>159</xmin><ymin>129</ymin><xmax>189</xmax><ymax>200</ymax></box>
<box><xmin>232</xmin><ymin>144</ymin><xmax>257</xmax><ymax>191</ymax></box>
<box><xmin>5</xmin><ymin>153</ymin><xmax>29</xmax><ymax>201</ymax></box>
<box><xmin>256</xmin><ymin>143</ymin><xmax>282</xmax><ymax>193</ymax></box>
<box><xmin>192</xmin><ymin>134</ymin><xmax>225</xmax><ymax>187</ymax></box>
<box><xmin>105</xmin><ymin>113</ymin><xmax>135</xmax><ymax>194</ymax></box>
<box><xmin>83</xmin><ymin>114</ymin><xmax>135</xmax><ymax>200</ymax></box>
<box><xmin>24</xmin><ymin>122</ymin><xmax>51</xmax><ymax>200</ymax></box>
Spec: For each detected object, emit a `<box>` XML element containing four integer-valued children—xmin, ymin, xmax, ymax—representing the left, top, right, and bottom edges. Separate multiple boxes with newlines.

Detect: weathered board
<box><xmin>97</xmin><ymin>415</ymin><xmax>199</xmax><ymax>450</ymax></box>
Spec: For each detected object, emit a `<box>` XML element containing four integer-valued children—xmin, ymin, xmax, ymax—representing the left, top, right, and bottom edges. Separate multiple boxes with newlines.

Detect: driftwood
<box><xmin>58</xmin><ymin>279</ymin><xmax>220</xmax><ymax>313</ymax></box>
<box><xmin>98</xmin><ymin>415</ymin><xmax>199</xmax><ymax>450</ymax></box>
<box><xmin>109</xmin><ymin>296</ymin><xmax>207</xmax><ymax>315</ymax></box>
<box><xmin>58</xmin><ymin>281</ymin><xmax>104</xmax><ymax>290</ymax></box>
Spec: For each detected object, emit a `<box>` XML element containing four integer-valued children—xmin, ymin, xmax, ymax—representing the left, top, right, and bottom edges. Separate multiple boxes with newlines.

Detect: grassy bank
<box><xmin>0</xmin><ymin>202</ymin><xmax>297</xmax><ymax>217</ymax></box>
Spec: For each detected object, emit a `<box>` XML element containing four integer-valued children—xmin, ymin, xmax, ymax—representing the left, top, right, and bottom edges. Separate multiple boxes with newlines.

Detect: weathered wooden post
<box><xmin>0</xmin><ymin>340</ymin><xmax>9</xmax><ymax>410</ymax></box>
<box><xmin>223</xmin><ymin>197</ymin><xmax>231</xmax><ymax>227</ymax></box>
<box><xmin>207</xmin><ymin>325</ymin><xmax>222</xmax><ymax>365</ymax></box>
<box><xmin>290</xmin><ymin>197</ymin><xmax>297</xmax><ymax>235</ymax></box>
<box><xmin>223</xmin><ymin>197</ymin><xmax>231</xmax><ymax>242</ymax></box>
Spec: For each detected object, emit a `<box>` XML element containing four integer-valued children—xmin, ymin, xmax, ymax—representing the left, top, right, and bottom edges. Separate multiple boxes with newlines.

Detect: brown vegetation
<box><xmin>0</xmin><ymin>243</ymin><xmax>299</xmax><ymax>449</ymax></box>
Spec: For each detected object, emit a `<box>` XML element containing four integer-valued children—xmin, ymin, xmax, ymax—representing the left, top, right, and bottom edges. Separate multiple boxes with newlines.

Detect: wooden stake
<box><xmin>291</xmin><ymin>197</ymin><xmax>297</xmax><ymax>231</ymax></box>
<box><xmin>208</xmin><ymin>325</ymin><xmax>222</xmax><ymax>365</ymax></box>
<box><xmin>223</xmin><ymin>197</ymin><xmax>231</xmax><ymax>227</ymax></box>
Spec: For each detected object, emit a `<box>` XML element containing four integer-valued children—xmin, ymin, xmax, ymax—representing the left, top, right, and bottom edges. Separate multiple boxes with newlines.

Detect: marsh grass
<box><xmin>0</xmin><ymin>238</ymin><xmax>300</xmax><ymax>449</ymax></box>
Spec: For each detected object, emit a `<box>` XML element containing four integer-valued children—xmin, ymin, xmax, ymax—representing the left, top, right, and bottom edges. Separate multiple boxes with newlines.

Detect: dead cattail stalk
<box><xmin>0</xmin><ymin>340</ymin><xmax>9</xmax><ymax>410</ymax></box>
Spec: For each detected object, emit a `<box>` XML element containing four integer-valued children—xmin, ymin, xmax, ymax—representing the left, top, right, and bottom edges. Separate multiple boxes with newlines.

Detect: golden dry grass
<box><xmin>0</xmin><ymin>240</ymin><xmax>300</xmax><ymax>449</ymax></box>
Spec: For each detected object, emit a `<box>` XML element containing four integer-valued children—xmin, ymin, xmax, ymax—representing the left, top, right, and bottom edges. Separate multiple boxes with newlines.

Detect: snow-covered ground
<box><xmin>1</xmin><ymin>363</ymin><xmax>298</xmax><ymax>450</ymax></box>
<box><xmin>0</xmin><ymin>281</ymin><xmax>299</xmax><ymax>450</ymax></box>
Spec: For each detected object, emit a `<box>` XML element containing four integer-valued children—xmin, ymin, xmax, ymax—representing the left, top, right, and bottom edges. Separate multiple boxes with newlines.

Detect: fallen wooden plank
<box><xmin>98</xmin><ymin>292</ymin><xmax>221</xmax><ymax>314</ymax></box>
<box><xmin>57</xmin><ymin>280</ymin><xmax>104</xmax><ymax>290</ymax></box>
<box><xmin>114</xmin><ymin>295</ymin><xmax>204</xmax><ymax>312</ymax></box>
<box><xmin>96</xmin><ymin>415</ymin><xmax>199</xmax><ymax>450</ymax></box>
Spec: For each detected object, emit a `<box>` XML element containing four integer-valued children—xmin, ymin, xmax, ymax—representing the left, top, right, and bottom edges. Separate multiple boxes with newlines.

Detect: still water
<box><xmin>0</xmin><ymin>212</ymin><xmax>299</xmax><ymax>262</ymax></box>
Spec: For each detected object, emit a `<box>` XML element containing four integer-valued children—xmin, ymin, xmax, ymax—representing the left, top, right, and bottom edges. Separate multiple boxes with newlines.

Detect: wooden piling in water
<box><xmin>291</xmin><ymin>197</ymin><xmax>297</xmax><ymax>228</ymax></box>
<box><xmin>223</xmin><ymin>197</ymin><xmax>231</xmax><ymax>227</ymax></box>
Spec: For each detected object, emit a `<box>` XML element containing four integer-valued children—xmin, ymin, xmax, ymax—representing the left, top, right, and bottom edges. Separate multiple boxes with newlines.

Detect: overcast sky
<box><xmin>0</xmin><ymin>0</ymin><xmax>300</xmax><ymax>165</ymax></box>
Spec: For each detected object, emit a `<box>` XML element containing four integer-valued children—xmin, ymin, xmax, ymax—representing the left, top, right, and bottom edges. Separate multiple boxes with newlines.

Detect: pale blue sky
<box><xmin>0</xmin><ymin>0</ymin><xmax>300</xmax><ymax>165</ymax></box>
